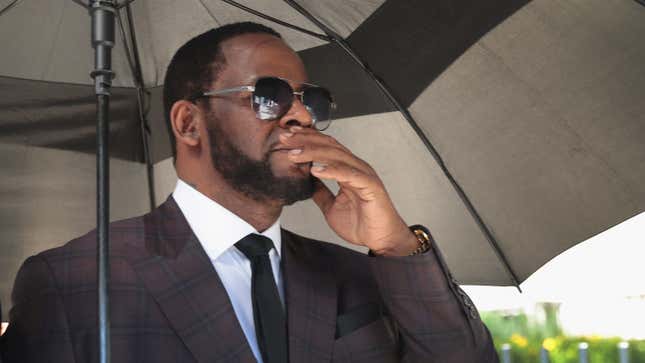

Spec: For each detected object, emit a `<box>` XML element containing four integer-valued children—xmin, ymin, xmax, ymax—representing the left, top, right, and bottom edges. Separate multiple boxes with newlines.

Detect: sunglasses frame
<box><xmin>196</xmin><ymin>76</ymin><xmax>336</xmax><ymax>130</ymax></box>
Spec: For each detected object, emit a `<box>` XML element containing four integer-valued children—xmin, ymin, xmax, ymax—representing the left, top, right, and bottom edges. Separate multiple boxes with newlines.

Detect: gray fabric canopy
<box><xmin>1</xmin><ymin>0</ymin><xmax>644</xmax><ymax>309</ymax></box>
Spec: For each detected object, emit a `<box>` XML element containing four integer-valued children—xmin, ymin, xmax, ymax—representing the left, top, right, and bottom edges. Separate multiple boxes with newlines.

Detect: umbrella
<box><xmin>1</xmin><ymin>0</ymin><xmax>644</xmax><ymax>343</ymax></box>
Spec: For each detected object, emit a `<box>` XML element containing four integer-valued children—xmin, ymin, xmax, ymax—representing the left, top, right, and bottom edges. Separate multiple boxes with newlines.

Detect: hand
<box><xmin>279</xmin><ymin>126</ymin><xmax>418</xmax><ymax>256</ymax></box>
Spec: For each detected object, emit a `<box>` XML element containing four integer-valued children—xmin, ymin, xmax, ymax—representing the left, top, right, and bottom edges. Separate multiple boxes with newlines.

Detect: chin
<box><xmin>273</xmin><ymin>163</ymin><xmax>310</xmax><ymax>178</ymax></box>
<box><xmin>274</xmin><ymin>175</ymin><xmax>316</xmax><ymax>205</ymax></box>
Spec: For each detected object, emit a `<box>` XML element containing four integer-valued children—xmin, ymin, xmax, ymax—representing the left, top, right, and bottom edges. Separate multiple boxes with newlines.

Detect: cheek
<box><xmin>212</xmin><ymin>103</ymin><xmax>273</xmax><ymax>158</ymax></box>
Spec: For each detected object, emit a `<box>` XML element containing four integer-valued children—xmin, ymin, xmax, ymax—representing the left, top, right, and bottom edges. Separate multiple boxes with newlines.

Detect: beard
<box><xmin>206</xmin><ymin>120</ymin><xmax>315</xmax><ymax>205</ymax></box>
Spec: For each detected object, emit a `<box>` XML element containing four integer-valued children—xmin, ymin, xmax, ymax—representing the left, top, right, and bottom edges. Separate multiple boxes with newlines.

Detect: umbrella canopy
<box><xmin>1</xmin><ymin>0</ymin><xmax>645</xmax><ymax>310</ymax></box>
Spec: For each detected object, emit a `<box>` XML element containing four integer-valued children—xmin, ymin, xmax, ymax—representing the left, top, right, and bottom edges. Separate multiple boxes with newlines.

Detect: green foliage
<box><xmin>482</xmin><ymin>306</ymin><xmax>645</xmax><ymax>363</ymax></box>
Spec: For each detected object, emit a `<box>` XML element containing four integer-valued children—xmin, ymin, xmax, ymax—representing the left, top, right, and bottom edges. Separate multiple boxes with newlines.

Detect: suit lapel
<box><xmin>128</xmin><ymin>197</ymin><xmax>255</xmax><ymax>363</ymax></box>
<box><xmin>282</xmin><ymin>230</ymin><xmax>338</xmax><ymax>363</ymax></box>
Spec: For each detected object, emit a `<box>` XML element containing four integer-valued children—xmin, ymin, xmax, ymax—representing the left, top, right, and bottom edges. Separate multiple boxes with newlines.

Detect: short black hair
<box><xmin>162</xmin><ymin>22</ymin><xmax>282</xmax><ymax>158</ymax></box>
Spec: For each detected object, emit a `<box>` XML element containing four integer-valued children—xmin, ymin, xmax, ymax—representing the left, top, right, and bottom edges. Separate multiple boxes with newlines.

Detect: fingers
<box><xmin>311</xmin><ymin>178</ymin><xmax>335</xmax><ymax>213</ymax></box>
<box><xmin>283</xmin><ymin>126</ymin><xmax>349</xmax><ymax>152</ymax></box>
<box><xmin>279</xmin><ymin>127</ymin><xmax>374</xmax><ymax>175</ymax></box>
<box><xmin>280</xmin><ymin>126</ymin><xmax>385</xmax><ymax>202</ymax></box>
<box><xmin>310</xmin><ymin>161</ymin><xmax>384</xmax><ymax>202</ymax></box>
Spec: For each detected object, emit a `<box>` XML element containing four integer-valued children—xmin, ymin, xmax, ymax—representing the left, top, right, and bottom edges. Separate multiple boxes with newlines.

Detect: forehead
<box><xmin>216</xmin><ymin>33</ymin><xmax>307</xmax><ymax>86</ymax></box>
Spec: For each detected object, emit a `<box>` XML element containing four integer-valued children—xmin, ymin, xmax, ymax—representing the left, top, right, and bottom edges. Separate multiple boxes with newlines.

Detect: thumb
<box><xmin>312</xmin><ymin>178</ymin><xmax>335</xmax><ymax>213</ymax></box>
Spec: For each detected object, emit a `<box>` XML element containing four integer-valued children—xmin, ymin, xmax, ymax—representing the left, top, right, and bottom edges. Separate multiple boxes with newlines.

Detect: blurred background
<box><xmin>464</xmin><ymin>211</ymin><xmax>645</xmax><ymax>362</ymax></box>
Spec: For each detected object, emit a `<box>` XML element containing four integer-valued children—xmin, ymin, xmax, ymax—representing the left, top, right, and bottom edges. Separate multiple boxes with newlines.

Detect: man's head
<box><xmin>163</xmin><ymin>22</ymin><xmax>282</xmax><ymax>155</ymax></box>
<box><xmin>164</xmin><ymin>22</ymin><xmax>316</xmax><ymax>205</ymax></box>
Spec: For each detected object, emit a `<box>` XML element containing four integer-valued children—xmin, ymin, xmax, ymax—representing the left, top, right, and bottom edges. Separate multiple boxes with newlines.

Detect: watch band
<box><xmin>408</xmin><ymin>225</ymin><xmax>432</xmax><ymax>255</ymax></box>
<box><xmin>367</xmin><ymin>225</ymin><xmax>433</xmax><ymax>257</ymax></box>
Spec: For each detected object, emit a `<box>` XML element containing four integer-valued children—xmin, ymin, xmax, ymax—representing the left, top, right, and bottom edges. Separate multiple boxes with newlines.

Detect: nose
<box><xmin>278</xmin><ymin>94</ymin><xmax>313</xmax><ymax>129</ymax></box>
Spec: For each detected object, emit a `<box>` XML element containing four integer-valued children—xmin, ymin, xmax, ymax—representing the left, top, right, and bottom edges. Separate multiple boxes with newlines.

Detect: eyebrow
<box><xmin>249</xmin><ymin>76</ymin><xmax>314</xmax><ymax>89</ymax></box>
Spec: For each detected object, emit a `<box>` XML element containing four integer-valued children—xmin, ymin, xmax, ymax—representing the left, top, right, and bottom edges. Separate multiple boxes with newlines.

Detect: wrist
<box><xmin>371</xmin><ymin>230</ymin><xmax>418</xmax><ymax>257</ymax></box>
<box><xmin>371</xmin><ymin>225</ymin><xmax>432</xmax><ymax>257</ymax></box>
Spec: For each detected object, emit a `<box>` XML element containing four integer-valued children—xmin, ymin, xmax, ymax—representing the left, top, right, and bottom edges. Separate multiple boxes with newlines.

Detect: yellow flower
<box><xmin>510</xmin><ymin>334</ymin><xmax>528</xmax><ymax>348</ymax></box>
<box><xmin>542</xmin><ymin>338</ymin><xmax>558</xmax><ymax>351</ymax></box>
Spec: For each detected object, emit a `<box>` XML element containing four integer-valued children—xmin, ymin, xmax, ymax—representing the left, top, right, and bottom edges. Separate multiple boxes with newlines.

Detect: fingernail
<box><xmin>290</xmin><ymin>126</ymin><xmax>303</xmax><ymax>132</ymax></box>
<box><xmin>281</xmin><ymin>132</ymin><xmax>293</xmax><ymax>138</ymax></box>
<box><xmin>312</xmin><ymin>165</ymin><xmax>326</xmax><ymax>172</ymax></box>
<box><xmin>288</xmin><ymin>148</ymin><xmax>302</xmax><ymax>155</ymax></box>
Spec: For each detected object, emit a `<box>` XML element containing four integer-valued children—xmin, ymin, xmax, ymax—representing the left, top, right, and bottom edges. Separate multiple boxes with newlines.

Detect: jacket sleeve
<box><xmin>369</xmin><ymin>237</ymin><xmax>499</xmax><ymax>362</ymax></box>
<box><xmin>0</xmin><ymin>255</ymin><xmax>77</xmax><ymax>363</ymax></box>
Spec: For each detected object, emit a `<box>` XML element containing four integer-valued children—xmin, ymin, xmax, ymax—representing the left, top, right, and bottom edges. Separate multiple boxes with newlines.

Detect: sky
<box><xmin>463</xmin><ymin>211</ymin><xmax>645</xmax><ymax>339</ymax></box>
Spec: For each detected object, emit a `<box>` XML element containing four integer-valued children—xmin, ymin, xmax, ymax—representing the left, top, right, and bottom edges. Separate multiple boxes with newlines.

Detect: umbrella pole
<box><xmin>90</xmin><ymin>1</ymin><xmax>116</xmax><ymax>362</ymax></box>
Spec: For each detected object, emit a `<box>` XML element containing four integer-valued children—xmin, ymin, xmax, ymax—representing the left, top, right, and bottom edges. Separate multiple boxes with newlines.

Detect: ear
<box><xmin>170</xmin><ymin>100</ymin><xmax>201</xmax><ymax>147</ymax></box>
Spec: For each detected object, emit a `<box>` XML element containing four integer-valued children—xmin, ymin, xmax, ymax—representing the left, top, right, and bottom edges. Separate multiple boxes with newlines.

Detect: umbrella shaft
<box><xmin>91</xmin><ymin>0</ymin><xmax>115</xmax><ymax>96</ymax></box>
<box><xmin>97</xmin><ymin>94</ymin><xmax>111</xmax><ymax>363</ymax></box>
<box><xmin>90</xmin><ymin>2</ymin><xmax>116</xmax><ymax>363</ymax></box>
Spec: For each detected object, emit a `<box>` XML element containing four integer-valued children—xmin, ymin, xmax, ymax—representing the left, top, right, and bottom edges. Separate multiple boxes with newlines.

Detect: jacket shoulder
<box><xmin>21</xmin><ymin>212</ymin><xmax>151</xmax><ymax>296</ymax></box>
<box><xmin>39</xmin><ymin>213</ymin><xmax>147</xmax><ymax>261</ymax></box>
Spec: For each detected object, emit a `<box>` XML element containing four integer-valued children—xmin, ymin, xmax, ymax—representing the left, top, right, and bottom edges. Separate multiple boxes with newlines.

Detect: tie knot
<box><xmin>235</xmin><ymin>233</ymin><xmax>275</xmax><ymax>259</ymax></box>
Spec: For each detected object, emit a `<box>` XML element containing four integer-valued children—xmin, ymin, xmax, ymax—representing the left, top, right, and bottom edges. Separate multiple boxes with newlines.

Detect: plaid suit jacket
<box><xmin>1</xmin><ymin>197</ymin><xmax>498</xmax><ymax>362</ymax></box>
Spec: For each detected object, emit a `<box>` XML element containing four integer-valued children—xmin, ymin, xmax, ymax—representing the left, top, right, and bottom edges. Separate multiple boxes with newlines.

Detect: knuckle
<box><xmin>328</xmin><ymin>136</ymin><xmax>342</xmax><ymax>146</ymax></box>
<box><xmin>324</xmin><ymin>135</ymin><xmax>344</xmax><ymax>148</ymax></box>
<box><xmin>360</xmin><ymin>160</ymin><xmax>375</xmax><ymax>174</ymax></box>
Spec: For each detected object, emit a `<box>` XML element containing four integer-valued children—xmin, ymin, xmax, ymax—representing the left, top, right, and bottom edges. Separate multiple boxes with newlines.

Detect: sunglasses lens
<box><xmin>252</xmin><ymin>77</ymin><xmax>293</xmax><ymax>120</ymax></box>
<box><xmin>303</xmin><ymin>87</ymin><xmax>333</xmax><ymax>131</ymax></box>
<box><xmin>252</xmin><ymin>77</ymin><xmax>334</xmax><ymax>130</ymax></box>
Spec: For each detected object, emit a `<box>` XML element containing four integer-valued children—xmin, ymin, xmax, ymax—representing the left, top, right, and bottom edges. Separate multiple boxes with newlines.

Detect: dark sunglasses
<box><xmin>194</xmin><ymin>76</ymin><xmax>336</xmax><ymax>131</ymax></box>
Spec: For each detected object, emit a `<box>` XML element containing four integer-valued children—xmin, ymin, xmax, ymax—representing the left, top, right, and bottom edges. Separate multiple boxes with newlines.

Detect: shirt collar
<box><xmin>172</xmin><ymin>179</ymin><xmax>282</xmax><ymax>260</ymax></box>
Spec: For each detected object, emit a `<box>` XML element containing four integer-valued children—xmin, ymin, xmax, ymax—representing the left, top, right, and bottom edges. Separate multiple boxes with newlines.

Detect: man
<box><xmin>1</xmin><ymin>23</ymin><xmax>498</xmax><ymax>362</ymax></box>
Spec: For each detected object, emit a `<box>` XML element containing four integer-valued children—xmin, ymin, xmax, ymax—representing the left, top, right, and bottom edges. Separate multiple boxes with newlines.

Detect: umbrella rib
<box><xmin>119</xmin><ymin>3</ymin><xmax>157</xmax><ymax>210</ymax></box>
<box><xmin>40</xmin><ymin>0</ymin><xmax>69</xmax><ymax>80</ymax></box>
<box><xmin>218</xmin><ymin>0</ymin><xmax>332</xmax><ymax>42</ymax></box>
<box><xmin>71</xmin><ymin>0</ymin><xmax>89</xmax><ymax>9</ymax></box>
<box><xmin>197</xmin><ymin>0</ymin><xmax>224</xmax><ymax>27</ymax></box>
<box><xmin>115</xmin><ymin>9</ymin><xmax>139</xmax><ymax>83</ymax></box>
<box><xmin>282</xmin><ymin>0</ymin><xmax>522</xmax><ymax>290</ymax></box>
<box><xmin>0</xmin><ymin>0</ymin><xmax>21</xmax><ymax>16</ymax></box>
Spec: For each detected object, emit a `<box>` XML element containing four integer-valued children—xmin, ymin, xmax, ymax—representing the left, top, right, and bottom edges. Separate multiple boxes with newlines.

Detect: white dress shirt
<box><xmin>173</xmin><ymin>179</ymin><xmax>284</xmax><ymax>363</ymax></box>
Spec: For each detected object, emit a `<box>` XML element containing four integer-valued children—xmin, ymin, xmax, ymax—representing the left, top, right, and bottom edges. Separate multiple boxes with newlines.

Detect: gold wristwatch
<box><xmin>409</xmin><ymin>225</ymin><xmax>432</xmax><ymax>255</ymax></box>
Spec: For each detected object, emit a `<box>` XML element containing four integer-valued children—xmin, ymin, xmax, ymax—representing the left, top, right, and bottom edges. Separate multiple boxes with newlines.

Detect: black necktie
<box><xmin>235</xmin><ymin>234</ymin><xmax>288</xmax><ymax>363</ymax></box>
